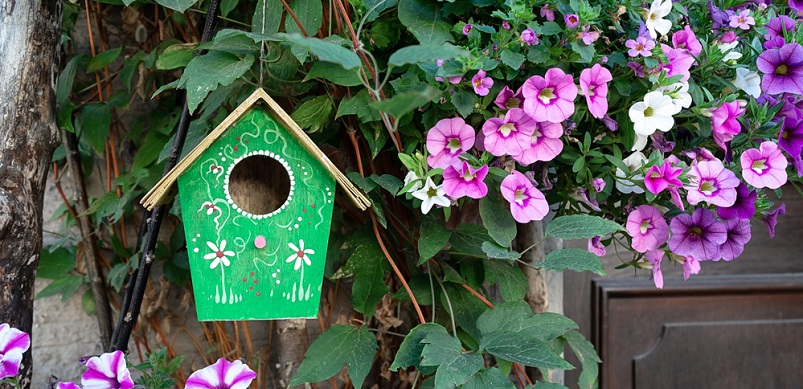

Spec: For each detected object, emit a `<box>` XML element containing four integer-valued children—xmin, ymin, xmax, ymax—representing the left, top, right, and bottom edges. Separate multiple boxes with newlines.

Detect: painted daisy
<box><xmin>204</xmin><ymin>240</ymin><xmax>235</xmax><ymax>269</ymax></box>
<box><xmin>286</xmin><ymin>240</ymin><xmax>314</xmax><ymax>271</ymax></box>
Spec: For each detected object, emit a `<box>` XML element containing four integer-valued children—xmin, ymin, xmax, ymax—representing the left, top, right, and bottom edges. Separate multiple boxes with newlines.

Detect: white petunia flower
<box><xmin>204</xmin><ymin>240</ymin><xmax>235</xmax><ymax>269</ymax></box>
<box><xmin>629</xmin><ymin>91</ymin><xmax>677</xmax><ymax>136</ymax></box>
<box><xmin>411</xmin><ymin>178</ymin><xmax>450</xmax><ymax>214</ymax></box>
<box><xmin>656</xmin><ymin>81</ymin><xmax>692</xmax><ymax>113</ymax></box>
<box><xmin>402</xmin><ymin>171</ymin><xmax>423</xmax><ymax>193</ymax></box>
<box><xmin>719</xmin><ymin>41</ymin><xmax>742</xmax><ymax>62</ymax></box>
<box><xmin>286</xmin><ymin>239</ymin><xmax>314</xmax><ymax>271</ymax></box>
<box><xmin>615</xmin><ymin>152</ymin><xmax>648</xmax><ymax>194</ymax></box>
<box><xmin>645</xmin><ymin>0</ymin><xmax>672</xmax><ymax>39</ymax></box>
<box><xmin>632</xmin><ymin>133</ymin><xmax>649</xmax><ymax>152</ymax></box>
<box><xmin>733</xmin><ymin>68</ymin><xmax>762</xmax><ymax>98</ymax></box>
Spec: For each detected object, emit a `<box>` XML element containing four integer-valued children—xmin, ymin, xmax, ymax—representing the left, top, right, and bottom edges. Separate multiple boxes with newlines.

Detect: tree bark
<box><xmin>0</xmin><ymin>0</ymin><xmax>63</xmax><ymax>385</ymax></box>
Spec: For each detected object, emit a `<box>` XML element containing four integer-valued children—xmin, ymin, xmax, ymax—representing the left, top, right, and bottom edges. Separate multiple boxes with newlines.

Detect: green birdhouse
<box><xmin>141</xmin><ymin>89</ymin><xmax>370</xmax><ymax>321</ymax></box>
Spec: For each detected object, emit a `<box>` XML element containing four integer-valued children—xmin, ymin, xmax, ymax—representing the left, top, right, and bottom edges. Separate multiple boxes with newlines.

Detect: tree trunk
<box><xmin>0</xmin><ymin>0</ymin><xmax>63</xmax><ymax>385</ymax></box>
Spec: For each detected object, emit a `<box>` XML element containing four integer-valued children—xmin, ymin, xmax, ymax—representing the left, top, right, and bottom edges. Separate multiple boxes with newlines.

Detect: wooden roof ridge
<box><xmin>140</xmin><ymin>88</ymin><xmax>371</xmax><ymax>211</ymax></box>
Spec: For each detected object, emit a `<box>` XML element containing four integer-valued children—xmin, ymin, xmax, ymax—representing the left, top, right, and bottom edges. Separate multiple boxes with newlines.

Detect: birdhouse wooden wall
<box><xmin>177</xmin><ymin>106</ymin><xmax>336</xmax><ymax>321</ymax></box>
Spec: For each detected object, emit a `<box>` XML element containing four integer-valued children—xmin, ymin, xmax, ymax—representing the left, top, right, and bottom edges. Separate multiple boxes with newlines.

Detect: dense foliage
<box><xmin>44</xmin><ymin>0</ymin><xmax>803</xmax><ymax>387</ymax></box>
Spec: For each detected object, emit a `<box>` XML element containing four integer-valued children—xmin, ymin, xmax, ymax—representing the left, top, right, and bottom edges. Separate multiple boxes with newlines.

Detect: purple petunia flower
<box><xmin>462</xmin><ymin>24</ymin><xmax>473</xmax><ymax>36</ymax></box>
<box><xmin>668</xmin><ymin>208</ymin><xmax>728</xmax><ymax>261</ymax></box>
<box><xmin>502</xmin><ymin>20</ymin><xmax>511</xmax><ymax>30</ymax></box>
<box><xmin>765</xmin><ymin>15</ymin><xmax>795</xmax><ymax>41</ymax></box>
<box><xmin>711</xmin><ymin>100</ymin><xmax>745</xmax><ymax>151</ymax></box>
<box><xmin>426</xmin><ymin>117</ymin><xmax>475</xmax><ymax>169</ymax></box>
<box><xmin>740</xmin><ymin>141</ymin><xmax>788</xmax><ymax>189</ymax></box>
<box><xmin>482</xmin><ymin>108</ymin><xmax>536</xmax><ymax>156</ymax></box>
<box><xmin>628</xmin><ymin>61</ymin><xmax>646</xmax><ymax>78</ymax></box>
<box><xmin>521</xmin><ymin>68</ymin><xmax>578</xmax><ymax>123</ymax></box>
<box><xmin>760</xmin><ymin>202</ymin><xmax>786</xmax><ymax>238</ymax></box>
<box><xmin>626</xmin><ymin>36</ymin><xmax>655</xmax><ymax>57</ymax></box>
<box><xmin>627</xmin><ymin>205</ymin><xmax>670</xmax><ymax>253</ymax></box>
<box><xmin>790</xmin><ymin>0</ymin><xmax>803</xmax><ymax>12</ymax></box>
<box><xmin>511</xmin><ymin>121</ymin><xmax>563</xmax><ymax>165</ymax></box>
<box><xmin>718</xmin><ymin>218</ymin><xmax>751</xmax><ymax>261</ymax></box>
<box><xmin>756</xmin><ymin>43</ymin><xmax>803</xmax><ymax>96</ymax></box>
<box><xmin>81</xmin><ymin>351</ymin><xmax>134</xmax><ymax>389</ymax></box>
<box><xmin>592</xmin><ymin>177</ymin><xmax>606</xmax><ymax>192</ymax></box>
<box><xmin>645</xmin><ymin>250</ymin><xmax>664</xmax><ymax>288</ymax></box>
<box><xmin>707</xmin><ymin>0</ymin><xmax>730</xmax><ymax>28</ymax></box>
<box><xmin>186</xmin><ymin>358</ymin><xmax>257</xmax><ymax>389</ymax></box>
<box><xmin>540</xmin><ymin>5</ymin><xmax>555</xmax><ymax>21</ymax></box>
<box><xmin>442</xmin><ymin>162</ymin><xmax>489</xmax><ymax>199</ymax></box>
<box><xmin>57</xmin><ymin>383</ymin><xmax>80</xmax><ymax>389</ymax></box>
<box><xmin>521</xmin><ymin>28</ymin><xmax>538</xmax><ymax>46</ymax></box>
<box><xmin>686</xmin><ymin>159</ymin><xmax>740</xmax><ymax>207</ymax></box>
<box><xmin>644</xmin><ymin>160</ymin><xmax>683</xmax><ymax>195</ymax></box>
<box><xmin>717</xmin><ymin>182</ymin><xmax>757</xmax><ymax>220</ymax></box>
<box><xmin>500</xmin><ymin>170</ymin><xmax>549</xmax><ymax>223</ymax></box>
<box><xmin>764</xmin><ymin>36</ymin><xmax>786</xmax><ymax>50</ymax></box>
<box><xmin>579</xmin><ymin>64</ymin><xmax>613</xmax><ymax>119</ymax></box>
<box><xmin>661</xmin><ymin>44</ymin><xmax>695</xmax><ymax>82</ymax></box>
<box><xmin>779</xmin><ymin>116</ymin><xmax>803</xmax><ymax>177</ymax></box>
<box><xmin>494</xmin><ymin>86</ymin><xmax>523</xmax><ymax>110</ymax></box>
<box><xmin>588</xmin><ymin>236</ymin><xmax>606</xmax><ymax>257</ymax></box>
<box><xmin>564</xmin><ymin>13</ymin><xmax>579</xmax><ymax>28</ymax></box>
<box><xmin>672</xmin><ymin>25</ymin><xmax>702</xmax><ymax>57</ymax></box>
<box><xmin>0</xmin><ymin>323</ymin><xmax>30</xmax><ymax>379</ymax></box>
<box><xmin>471</xmin><ymin>70</ymin><xmax>494</xmax><ymax>96</ymax></box>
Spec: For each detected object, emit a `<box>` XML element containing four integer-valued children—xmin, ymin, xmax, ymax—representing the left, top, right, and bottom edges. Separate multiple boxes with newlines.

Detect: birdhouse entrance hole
<box><xmin>228</xmin><ymin>155</ymin><xmax>291</xmax><ymax>215</ymax></box>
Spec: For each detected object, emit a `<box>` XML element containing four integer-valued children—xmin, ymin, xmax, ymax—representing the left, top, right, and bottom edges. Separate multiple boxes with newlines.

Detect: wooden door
<box><xmin>564</xmin><ymin>193</ymin><xmax>803</xmax><ymax>388</ymax></box>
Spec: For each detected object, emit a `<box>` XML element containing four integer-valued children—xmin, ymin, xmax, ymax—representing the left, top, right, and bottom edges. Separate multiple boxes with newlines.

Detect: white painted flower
<box><xmin>402</xmin><ymin>171</ymin><xmax>423</xmax><ymax>193</ymax></box>
<box><xmin>200</xmin><ymin>201</ymin><xmax>218</xmax><ymax>215</ymax></box>
<box><xmin>656</xmin><ymin>81</ymin><xmax>691</xmax><ymax>113</ymax></box>
<box><xmin>411</xmin><ymin>177</ymin><xmax>450</xmax><ymax>214</ymax></box>
<box><xmin>204</xmin><ymin>240</ymin><xmax>235</xmax><ymax>269</ymax></box>
<box><xmin>286</xmin><ymin>239</ymin><xmax>314</xmax><ymax>271</ymax></box>
<box><xmin>644</xmin><ymin>0</ymin><xmax>672</xmax><ymax>39</ymax></box>
<box><xmin>615</xmin><ymin>152</ymin><xmax>648</xmax><ymax>194</ymax></box>
<box><xmin>629</xmin><ymin>91</ymin><xmax>677</xmax><ymax>136</ymax></box>
<box><xmin>733</xmin><ymin>68</ymin><xmax>761</xmax><ymax>98</ymax></box>
<box><xmin>719</xmin><ymin>41</ymin><xmax>742</xmax><ymax>62</ymax></box>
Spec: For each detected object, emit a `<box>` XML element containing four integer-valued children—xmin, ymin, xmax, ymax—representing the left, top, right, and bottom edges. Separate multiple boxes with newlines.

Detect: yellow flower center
<box><xmin>499</xmin><ymin>123</ymin><xmax>516</xmax><ymax>137</ymax></box>
<box><xmin>639</xmin><ymin>220</ymin><xmax>652</xmax><ymax>234</ymax></box>
<box><xmin>514</xmin><ymin>189</ymin><xmax>527</xmax><ymax>203</ymax></box>
<box><xmin>427</xmin><ymin>187</ymin><xmax>438</xmax><ymax>198</ymax></box>
<box><xmin>447</xmin><ymin>138</ymin><xmax>462</xmax><ymax>152</ymax></box>
<box><xmin>587</xmin><ymin>84</ymin><xmax>596</xmax><ymax>97</ymax></box>
<box><xmin>462</xmin><ymin>169</ymin><xmax>476</xmax><ymax>181</ymax></box>
<box><xmin>506</xmin><ymin>98</ymin><xmax>520</xmax><ymax>109</ymax></box>
<box><xmin>751</xmin><ymin>159</ymin><xmax>767</xmax><ymax>174</ymax></box>
<box><xmin>699</xmin><ymin>180</ymin><xmax>716</xmax><ymax>194</ymax></box>
<box><xmin>643</xmin><ymin>106</ymin><xmax>654</xmax><ymax>117</ymax></box>
<box><xmin>539</xmin><ymin>87</ymin><xmax>556</xmax><ymax>104</ymax></box>
<box><xmin>776</xmin><ymin>64</ymin><xmax>789</xmax><ymax>75</ymax></box>
<box><xmin>690</xmin><ymin>226</ymin><xmax>703</xmax><ymax>236</ymax></box>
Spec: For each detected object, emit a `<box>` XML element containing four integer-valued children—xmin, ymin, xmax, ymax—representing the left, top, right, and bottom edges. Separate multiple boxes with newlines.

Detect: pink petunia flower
<box><xmin>521</xmin><ymin>68</ymin><xmax>578</xmax><ymax>123</ymax></box>
<box><xmin>729</xmin><ymin>9</ymin><xmax>754</xmax><ymax>30</ymax></box>
<box><xmin>57</xmin><ymin>384</ymin><xmax>80</xmax><ymax>389</ymax></box>
<box><xmin>643</xmin><ymin>160</ymin><xmax>683</xmax><ymax>194</ymax></box>
<box><xmin>645</xmin><ymin>250</ymin><xmax>664</xmax><ymax>288</ymax></box>
<box><xmin>521</xmin><ymin>29</ymin><xmax>538</xmax><ymax>46</ymax></box>
<box><xmin>661</xmin><ymin>44</ymin><xmax>695</xmax><ymax>82</ymax></box>
<box><xmin>626</xmin><ymin>36</ymin><xmax>655</xmax><ymax>57</ymax></box>
<box><xmin>683</xmin><ymin>255</ymin><xmax>701</xmax><ymax>280</ymax></box>
<box><xmin>500</xmin><ymin>171</ymin><xmax>549</xmax><ymax>223</ymax></box>
<box><xmin>494</xmin><ymin>86</ymin><xmax>523</xmax><ymax>109</ymax></box>
<box><xmin>740</xmin><ymin>141</ymin><xmax>788</xmax><ymax>189</ymax></box>
<box><xmin>540</xmin><ymin>5</ymin><xmax>555</xmax><ymax>21</ymax></box>
<box><xmin>482</xmin><ymin>108</ymin><xmax>536</xmax><ymax>156</ymax></box>
<box><xmin>672</xmin><ymin>25</ymin><xmax>702</xmax><ymax>57</ymax></box>
<box><xmin>626</xmin><ymin>205</ymin><xmax>669</xmax><ymax>253</ymax></box>
<box><xmin>472</xmin><ymin>70</ymin><xmax>494</xmax><ymax>96</ymax></box>
<box><xmin>511</xmin><ymin>121</ymin><xmax>563</xmax><ymax>165</ymax></box>
<box><xmin>592</xmin><ymin>177</ymin><xmax>606</xmax><ymax>192</ymax></box>
<box><xmin>0</xmin><ymin>323</ymin><xmax>30</xmax><ymax>379</ymax></box>
<box><xmin>82</xmin><ymin>351</ymin><xmax>135</xmax><ymax>389</ymax></box>
<box><xmin>186</xmin><ymin>358</ymin><xmax>257</xmax><ymax>389</ymax></box>
<box><xmin>579</xmin><ymin>64</ymin><xmax>613</xmax><ymax>119</ymax></box>
<box><xmin>462</xmin><ymin>24</ymin><xmax>473</xmax><ymax>36</ymax></box>
<box><xmin>588</xmin><ymin>236</ymin><xmax>606</xmax><ymax>257</ymax></box>
<box><xmin>426</xmin><ymin>117</ymin><xmax>475</xmax><ymax>169</ymax></box>
<box><xmin>442</xmin><ymin>162</ymin><xmax>489</xmax><ymax>199</ymax></box>
<box><xmin>686</xmin><ymin>159</ymin><xmax>740</xmax><ymax>207</ymax></box>
<box><xmin>711</xmin><ymin>100</ymin><xmax>745</xmax><ymax>151</ymax></box>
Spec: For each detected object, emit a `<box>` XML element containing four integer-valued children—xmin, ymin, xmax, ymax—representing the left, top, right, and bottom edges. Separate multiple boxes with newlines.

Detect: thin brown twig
<box><xmin>277</xmin><ymin>0</ymin><xmax>309</xmax><ymax>36</ymax></box>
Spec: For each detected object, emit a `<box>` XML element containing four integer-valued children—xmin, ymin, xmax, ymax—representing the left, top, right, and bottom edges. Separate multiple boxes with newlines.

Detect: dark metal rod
<box><xmin>110</xmin><ymin>1</ymin><xmax>220</xmax><ymax>352</ymax></box>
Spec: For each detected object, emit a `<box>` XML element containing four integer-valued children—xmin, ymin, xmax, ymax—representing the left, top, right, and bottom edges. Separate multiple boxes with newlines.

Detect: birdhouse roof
<box><xmin>140</xmin><ymin>88</ymin><xmax>371</xmax><ymax>211</ymax></box>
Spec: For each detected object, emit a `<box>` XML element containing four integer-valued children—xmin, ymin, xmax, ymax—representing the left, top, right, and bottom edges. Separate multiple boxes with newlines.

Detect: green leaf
<box><xmin>479</xmin><ymin>194</ymin><xmax>517</xmax><ymax>247</ymax></box>
<box><xmin>155</xmin><ymin>43</ymin><xmax>195</xmax><ymax>70</ymax></box>
<box><xmin>397</xmin><ymin>0</ymin><xmax>453</xmax><ymax>45</ymax></box>
<box><xmin>570</xmin><ymin>41</ymin><xmax>595</xmax><ymax>63</ymax></box>
<box><xmin>362</xmin><ymin>0</ymin><xmax>399</xmax><ymax>22</ymax></box>
<box><xmin>388</xmin><ymin>43</ymin><xmax>466</xmax><ymax>67</ymax></box>
<box><xmin>220</xmin><ymin>0</ymin><xmax>239</xmax><ymax>17</ymax></box>
<box><xmin>291</xmin><ymin>96</ymin><xmax>334</xmax><ymax>133</ymax></box>
<box><xmin>540</xmin><ymin>22</ymin><xmax>562</xmax><ymax>35</ymax></box>
<box><xmin>449</xmin><ymin>224</ymin><xmax>490</xmax><ymax>257</ymax></box>
<box><xmin>285</xmin><ymin>0</ymin><xmax>322</xmax><ymax>35</ymax></box>
<box><xmin>420</xmin><ymin>329</ymin><xmax>484</xmax><ymax>389</ymax></box>
<box><xmin>338</xmin><ymin>90</ymin><xmax>381</xmax><ymax>123</ymax></box>
<box><xmin>499</xmin><ymin>49</ymin><xmax>525</xmax><ymax>70</ymax></box>
<box><xmin>462</xmin><ymin>368</ymin><xmax>516</xmax><ymax>389</ymax></box>
<box><xmin>390</xmin><ymin>323</ymin><xmax>444</xmax><ymax>374</ymax></box>
<box><xmin>81</xmin><ymin>102</ymin><xmax>112</xmax><ymax>154</ymax></box>
<box><xmin>483</xmin><ymin>259</ymin><xmax>526</xmax><ymax>301</ymax></box>
<box><xmin>538</xmin><ymin>249</ymin><xmax>606</xmax><ymax>275</ymax></box>
<box><xmin>334</xmin><ymin>237</ymin><xmax>390</xmax><ymax>317</ymax></box>
<box><xmin>251</xmin><ymin>0</ymin><xmax>283</xmax><ymax>35</ymax></box>
<box><xmin>132</xmin><ymin>131</ymin><xmax>169</xmax><ymax>170</ymax></box>
<box><xmin>480</xmin><ymin>242</ymin><xmax>521</xmax><ymax>260</ymax></box>
<box><xmin>290</xmin><ymin>325</ymin><xmax>377</xmax><ymax>388</ymax></box>
<box><xmin>451</xmin><ymin>90</ymin><xmax>475</xmax><ymax>118</ymax></box>
<box><xmin>82</xmin><ymin>289</ymin><xmax>96</xmax><ymax>316</ymax></box>
<box><xmin>371</xmin><ymin>85</ymin><xmax>440</xmax><ymax>119</ymax></box>
<box><xmin>37</xmin><ymin>247</ymin><xmax>75</xmax><ymax>279</ymax></box>
<box><xmin>178</xmin><ymin>51</ymin><xmax>254</xmax><ymax>113</ymax></box>
<box><xmin>155</xmin><ymin>0</ymin><xmax>197</xmax><ymax>12</ymax></box>
<box><xmin>418</xmin><ymin>217</ymin><xmax>451</xmax><ymax>264</ymax></box>
<box><xmin>36</xmin><ymin>275</ymin><xmax>83</xmax><ymax>301</ymax></box>
<box><xmin>528</xmin><ymin>382</ymin><xmax>569</xmax><ymax>389</ymax></box>
<box><xmin>545</xmin><ymin>214</ymin><xmax>623</xmax><ymax>240</ymax></box>
<box><xmin>306</xmin><ymin>62</ymin><xmax>363</xmax><ymax>86</ymax></box>
<box><xmin>441</xmin><ymin>283</ymin><xmax>489</xmax><ymax>340</ymax></box>
<box><xmin>274</xmin><ymin>33</ymin><xmax>361</xmax><ymax>69</ymax></box>
<box><xmin>563</xmin><ymin>330</ymin><xmax>600</xmax><ymax>389</ymax></box>
<box><xmin>86</xmin><ymin>46</ymin><xmax>123</xmax><ymax>73</ymax></box>
<box><xmin>107</xmin><ymin>262</ymin><xmax>130</xmax><ymax>292</ymax></box>
<box><xmin>197</xmin><ymin>29</ymin><xmax>260</xmax><ymax>54</ymax></box>
<box><xmin>480</xmin><ymin>332</ymin><xmax>573</xmax><ymax>370</ymax></box>
<box><xmin>477</xmin><ymin>302</ymin><xmax>577</xmax><ymax>342</ymax></box>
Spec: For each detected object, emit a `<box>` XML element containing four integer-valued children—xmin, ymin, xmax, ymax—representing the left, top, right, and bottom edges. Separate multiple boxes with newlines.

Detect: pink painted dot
<box><xmin>233</xmin><ymin>145</ymin><xmax>239</xmax><ymax>151</ymax></box>
<box><xmin>311</xmin><ymin>204</ymin><xmax>316</xmax><ymax>208</ymax></box>
<box><xmin>236</xmin><ymin>136</ymin><xmax>241</xmax><ymax>140</ymax></box>
<box><xmin>254</xmin><ymin>236</ymin><xmax>267</xmax><ymax>249</ymax></box>
<box><xmin>309</xmin><ymin>213</ymin><xmax>313</xmax><ymax>217</ymax></box>
<box><xmin>245</xmin><ymin>140</ymin><xmax>249</xmax><ymax>144</ymax></box>
<box><xmin>242</xmin><ymin>277</ymin><xmax>247</xmax><ymax>282</ymax></box>
<box><xmin>256</xmin><ymin>292</ymin><xmax>261</xmax><ymax>296</ymax></box>
<box><xmin>250</xmin><ymin>272</ymin><xmax>255</xmax><ymax>276</ymax></box>
<box><xmin>249</xmin><ymin>286</ymin><xmax>254</xmax><ymax>290</ymax></box>
<box><xmin>302</xmin><ymin>208</ymin><xmax>306</xmax><ymax>213</ymax></box>
<box><xmin>253</xmin><ymin>279</ymin><xmax>258</xmax><ymax>284</ymax></box>
<box><xmin>308</xmin><ymin>222</ymin><xmax>312</xmax><ymax>225</ymax></box>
